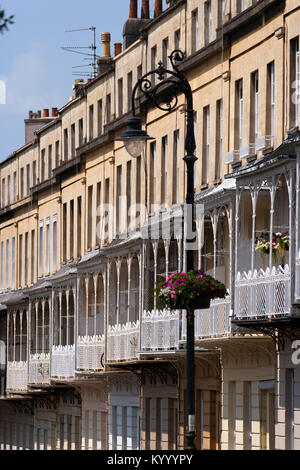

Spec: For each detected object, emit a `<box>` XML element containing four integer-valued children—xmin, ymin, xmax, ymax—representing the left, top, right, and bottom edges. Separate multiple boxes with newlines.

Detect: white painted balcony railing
<box><xmin>142</xmin><ymin>309</ymin><xmax>180</xmax><ymax>351</ymax></box>
<box><xmin>141</xmin><ymin>298</ymin><xmax>231</xmax><ymax>352</ymax></box>
<box><xmin>29</xmin><ymin>353</ymin><xmax>50</xmax><ymax>385</ymax></box>
<box><xmin>182</xmin><ymin>297</ymin><xmax>232</xmax><ymax>339</ymax></box>
<box><xmin>51</xmin><ymin>345</ymin><xmax>75</xmax><ymax>378</ymax></box>
<box><xmin>235</xmin><ymin>265</ymin><xmax>291</xmax><ymax>319</ymax></box>
<box><xmin>107</xmin><ymin>321</ymin><xmax>139</xmax><ymax>362</ymax></box>
<box><xmin>77</xmin><ymin>335</ymin><xmax>105</xmax><ymax>371</ymax></box>
<box><xmin>7</xmin><ymin>362</ymin><xmax>28</xmax><ymax>391</ymax></box>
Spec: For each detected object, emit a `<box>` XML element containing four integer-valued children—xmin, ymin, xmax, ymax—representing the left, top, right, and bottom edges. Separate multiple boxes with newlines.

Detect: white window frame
<box><xmin>270</xmin><ymin>62</ymin><xmax>275</xmax><ymax>138</ymax></box>
<box><xmin>238</xmin><ymin>80</ymin><xmax>243</xmax><ymax>149</ymax></box>
<box><xmin>254</xmin><ymin>71</ymin><xmax>259</xmax><ymax>140</ymax></box>
<box><xmin>39</xmin><ymin>220</ymin><xmax>44</xmax><ymax>276</ymax></box>
<box><xmin>5</xmin><ymin>239</ymin><xmax>9</xmax><ymax>289</ymax></box>
<box><xmin>46</xmin><ymin>217</ymin><xmax>50</xmax><ymax>274</ymax></box>
<box><xmin>53</xmin><ymin>215</ymin><xmax>57</xmax><ymax>272</ymax></box>
<box><xmin>12</xmin><ymin>237</ymin><xmax>15</xmax><ymax>290</ymax></box>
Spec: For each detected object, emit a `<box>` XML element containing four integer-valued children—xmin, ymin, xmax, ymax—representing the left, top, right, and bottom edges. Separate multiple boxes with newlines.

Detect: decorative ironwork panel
<box><xmin>107</xmin><ymin>321</ymin><xmax>139</xmax><ymax>362</ymax></box>
<box><xmin>29</xmin><ymin>353</ymin><xmax>50</xmax><ymax>385</ymax></box>
<box><xmin>51</xmin><ymin>345</ymin><xmax>75</xmax><ymax>378</ymax></box>
<box><xmin>235</xmin><ymin>265</ymin><xmax>291</xmax><ymax>318</ymax></box>
<box><xmin>77</xmin><ymin>336</ymin><xmax>105</xmax><ymax>371</ymax></box>
<box><xmin>7</xmin><ymin>362</ymin><xmax>28</xmax><ymax>391</ymax></box>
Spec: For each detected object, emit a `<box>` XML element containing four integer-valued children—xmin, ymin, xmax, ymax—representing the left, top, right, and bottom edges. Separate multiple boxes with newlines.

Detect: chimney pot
<box><xmin>43</xmin><ymin>108</ymin><xmax>49</xmax><ymax>118</ymax></box>
<box><xmin>141</xmin><ymin>0</ymin><xmax>150</xmax><ymax>19</ymax></box>
<box><xmin>129</xmin><ymin>0</ymin><xmax>138</xmax><ymax>19</ymax></box>
<box><xmin>101</xmin><ymin>32</ymin><xmax>111</xmax><ymax>58</ymax></box>
<box><xmin>52</xmin><ymin>107</ymin><xmax>58</xmax><ymax>117</ymax></box>
<box><xmin>114</xmin><ymin>43</ymin><xmax>122</xmax><ymax>57</ymax></box>
<box><xmin>154</xmin><ymin>0</ymin><xmax>163</xmax><ymax>18</ymax></box>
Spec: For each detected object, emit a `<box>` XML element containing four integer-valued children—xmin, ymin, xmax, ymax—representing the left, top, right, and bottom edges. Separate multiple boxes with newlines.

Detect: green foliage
<box><xmin>0</xmin><ymin>7</ymin><xmax>14</xmax><ymax>34</ymax></box>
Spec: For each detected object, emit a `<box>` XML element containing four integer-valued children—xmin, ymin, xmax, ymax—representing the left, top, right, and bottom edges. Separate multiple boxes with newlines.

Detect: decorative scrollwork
<box><xmin>131</xmin><ymin>49</ymin><xmax>195</xmax><ymax>156</ymax></box>
<box><xmin>134</xmin><ymin>50</ymin><xmax>187</xmax><ymax>115</ymax></box>
<box><xmin>169</xmin><ymin>49</ymin><xmax>185</xmax><ymax>75</ymax></box>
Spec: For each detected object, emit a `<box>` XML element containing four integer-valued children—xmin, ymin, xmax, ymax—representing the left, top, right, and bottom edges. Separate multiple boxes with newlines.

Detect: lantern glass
<box><xmin>124</xmin><ymin>139</ymin><xmax>146</xmax><ymax>158</ymax></box>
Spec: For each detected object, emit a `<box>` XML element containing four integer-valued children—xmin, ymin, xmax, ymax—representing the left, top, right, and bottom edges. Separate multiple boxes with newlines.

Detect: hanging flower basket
<box><xmin>254</xmin><ymin>232</ymin><xmax>290</xmax><ymax>268</ymax></box>
<box><xmin>155</xmin><ymin>270</ymin><xmax>227</xmax><ymax>310</ymax></box>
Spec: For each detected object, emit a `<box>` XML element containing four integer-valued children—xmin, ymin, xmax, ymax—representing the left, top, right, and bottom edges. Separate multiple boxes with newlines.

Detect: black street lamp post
<box><xmin>117</xmin><ymin>50</ymin><xmax>197</xmax><ymax>449</ymax></box>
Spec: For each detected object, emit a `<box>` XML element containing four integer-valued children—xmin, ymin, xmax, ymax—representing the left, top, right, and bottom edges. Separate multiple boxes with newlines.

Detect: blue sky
<box><xmin>0</xmin><ymin>0</ymin><xmax>166</xmax><ymax>161</ymax></box>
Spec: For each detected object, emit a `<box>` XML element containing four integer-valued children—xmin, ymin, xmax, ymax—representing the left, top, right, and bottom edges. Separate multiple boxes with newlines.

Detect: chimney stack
<box><xmin>129</xmin><ymin>0</ymin><xmax>138</xmax><ymax>19</ymax></box>
<box><xmin>141</xmin><ymin>0</ymin><xmax>150</xmax><ymax>19</ymax></box>
<box><xmin>114</xmin><ymin>43</ymin><xmax>122</xmax><ymax>57</ymax></box>
<box><xmin>123</xmin><ymin>0</ymin><xmax>151</xmax><ymax>49</ymax></box>
<box><xmin>101</xmin><ymin>32</ymin><xmax>111</xmax><ymax>58</ymax></box>
<box><xmin>98</xmin><ymin>32</ymin><xmax>113</xmax><ymax>75</ymax></box>
<box><xmin>25</xmin><ymin>109</ymin><xmax>54</xmax><ymax>144</ymax></box>
<box><xmin>154</xmin><ymin>0</ymin><xmax>163</xmax><ymax>18</ymax></box>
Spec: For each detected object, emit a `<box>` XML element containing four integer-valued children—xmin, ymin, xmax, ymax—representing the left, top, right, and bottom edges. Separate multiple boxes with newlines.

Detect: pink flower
<box><xmin>171</xmin><ymin>294</ymin><xmax>175</xmax><ymax>299</ymax></box>
<box><xmin>180</xmin><ymin>272</ymin><xmax>186</xmax><ymax>276</ymax></box>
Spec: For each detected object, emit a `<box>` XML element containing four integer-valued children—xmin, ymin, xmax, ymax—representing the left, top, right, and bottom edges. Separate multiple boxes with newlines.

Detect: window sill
<box><xmin>231</xmin><ymin>161</ymin><xmax>242</xmax><ymax>169</ymax></box>
<box><xmin>246</xmin><ymin>154</ymin><xmax>257</xmax><ymax>163</ymax></box>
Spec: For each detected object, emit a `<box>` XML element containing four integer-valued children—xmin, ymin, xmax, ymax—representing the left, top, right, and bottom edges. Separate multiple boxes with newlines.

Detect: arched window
<box><xmin>96</xmin><ymin>274</ymin><xmax>105</xmax><ymax>336</ymax></box>
<box><xmin>44</xmin><ymin>301</ymin><xmax>50</xmax><ymax>353</ymax></box>
<box><xmin>119</xmin><ymin>261</ymin><xmax>128</xmax><ymax>325</ymax></box>
<box><xmin>216</xmin><ymin>207</ymin><xmax>230</xmax><ymax>287</ymax></box>
<box><xmin>31</xmin><ymin>305</ymin><xmax>36</xmax><ymax>354</ymax></box>
<box><xmin>144</xmin><ymin>243</ymin><xmax>154</xmax><ymax>311</ymax></box>
<box><xmin>156</xmin><ymin>240</ymin><xmax>166</xmax><ymax>284</ymax></box>
<box><xmin>202</xmin><ymin>213</ymin><xmax>214</xmax><ymax>274</ymax></box>
<box><xmin>69</xmin><ymin>289</ymin><xmax>75</xmax><ymax>345</ymax></box>
<box><xmin>88</xmin><ymin>278</ymin><xmax>95</xmax><ymax>336</ymax></box>
<box><xmin>53</xmin><ymin>295</ymin><xmax>60</xmax><ymax>346</ymax></box>
<box><xmin>21</xmin><ymin>310</ymin><xmax>27</xmax><ymax>361</ymax></box>
<box><xmin>61</xmin><ymin>292</ymin><xmax>67</xmax><ymax>346</ymax></box>
<box><xmin>79</xmin><ymin>279</ymin><xmax>87</xmax><ymax>337</ymax></box>
<box><xmin>109</xmin><ymin>262</ymin><xmax>117</xmax><ymax>326</ymax></box>
<box><xmin>237</xmin><ymin>189</ymin><xmax>253</xmax><ymax>273</ymax></box>
<box><xmin>130</xmin><ymin>258</ymin><xmax>139</xmax><ymax>323</ymax></box>
<box><xmin>168</xmin><ymin>239</ymin><xmax>178</xmax><ymax>275</ymax></box>
<box><xmin>15</xmin><ymin>311</ymin><xmax>21</xmax><ymax>362</ymax></box>
<box><xmin>8</xmin><ymin>313</ymin><xmax>14</xmax><ymax>362</ymax></box>
<box><xmin>255</xmin><ymin>187</ymin><xmax>271</xmax><ymax>270</ymax></box>
<box><xmin>37</xmin><ymin>302</ymin><xmax>43</xmax><ymax>354</ymax></box>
